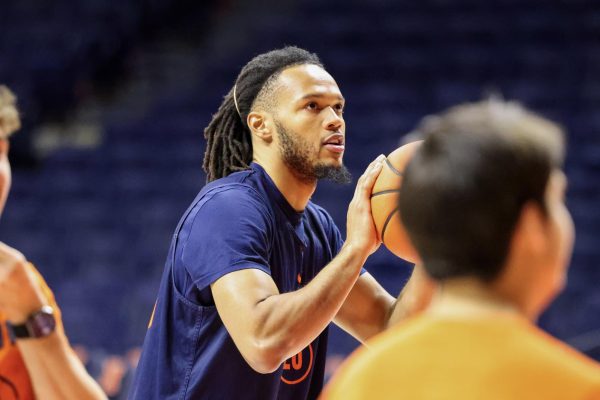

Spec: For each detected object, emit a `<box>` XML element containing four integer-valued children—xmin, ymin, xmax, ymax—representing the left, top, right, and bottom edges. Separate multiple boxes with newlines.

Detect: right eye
<box><xmin>306</xmin><ymin>102</ymin><xmax>319</xmax><ymax>111</ymax></box>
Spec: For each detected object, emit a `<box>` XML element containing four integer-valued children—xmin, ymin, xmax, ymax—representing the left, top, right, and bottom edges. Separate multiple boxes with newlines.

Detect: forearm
<box><xmin>16</xmin><ymin>331</ymin><xmax>107</xmax><ymax>400</ymax></box>
<box><xmin>333</xmin><ymin>273</ymin><xmax>395</xmax><ymax>343</ymax></box>
<box><xmin>385</xmin><ymin>264</ymin><xmax>436</xmax><ymax>329</ymax></box>
<box><xmin>252</xmin><ymin>244</ymin><xmax>366</xmax><ymax>367</ymax></box>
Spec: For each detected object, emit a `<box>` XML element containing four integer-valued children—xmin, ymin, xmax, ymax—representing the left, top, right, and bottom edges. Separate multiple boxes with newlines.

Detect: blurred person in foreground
<box><xmin>0</xmin><ymin>85</ymin><xmax>107</xmax><ymax>400</ymax></box>
<box><xmin>323</xmin><ymin>99</ymin><xmax>600</xmax><ymax>399</ymax></box>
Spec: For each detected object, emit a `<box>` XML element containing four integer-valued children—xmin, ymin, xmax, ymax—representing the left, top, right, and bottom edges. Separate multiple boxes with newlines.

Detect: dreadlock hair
<box><xmin>203</xmin><ymin>46</ymin><xmax>323</xmax><ymax>182</ymax></box>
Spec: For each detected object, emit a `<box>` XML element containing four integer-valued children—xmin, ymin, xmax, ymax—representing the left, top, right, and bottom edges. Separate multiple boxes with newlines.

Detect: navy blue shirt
<box><xmin>130</xmin><ymin>163</ymin><xmax>344</xmax><ymax>400</ymax></box>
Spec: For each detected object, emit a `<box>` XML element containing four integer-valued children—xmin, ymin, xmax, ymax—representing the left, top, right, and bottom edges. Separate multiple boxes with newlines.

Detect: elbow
<box><xmin>247</xmin><ymin>358</ymin><xmax>280</xmax><ymax>374</ymax></box>
<box><xmin>243</xmin><ymin>339</ymin><xmax>287</xmax><ymax>374</ymax></box>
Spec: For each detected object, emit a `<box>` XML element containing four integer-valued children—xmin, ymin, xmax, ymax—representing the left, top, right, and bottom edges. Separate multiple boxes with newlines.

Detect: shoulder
<box><xmin>177</xmin><ymin>183</ymin><xmax>275</xmax><ymax>241</ymax></box>
<box><xmin>196</xmin><ymin>167</ymin><xmax>264</xmax><ymax>204</ymax></box>
<box><xmin>193</xmin><ymin>183</ymin><xmax>272</xmax><ymax>219</ymax></box>
<box><xmin>204</xmin><ymin>183</ymin><xmax>265</xmax><ymax>205</ymax></box>
<box><xmin>330</xmin><ymin>319</ymin><xmax>416</xmax><ymax>381</ymax></box>
<box><xmin>322</xmin><ymin>330</ymin><xmax>397</xmax><ymax>400</ymax></box>
<box><xmin>516</xmin><ymin>322</ymin><xmax>600</xmax><ymax>383</ymax></box>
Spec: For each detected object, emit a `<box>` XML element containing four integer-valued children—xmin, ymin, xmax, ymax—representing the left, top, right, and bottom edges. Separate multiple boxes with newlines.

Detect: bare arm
<box><xmin>16</xmin><ymin>332</ymin><xmax>107</xmax><ymax>400</ymax></box>
<box><xmin>385</xmin><ymin>264</ymin><xmax>436</xmax><ymax>328</ymax></box>
<box><xmin>211</xmin><ymin>156</ymin><xmax>385</xmax><ymax>373</ymax></box>
<box><xmin>333</xmin><ymin>272</ymin><xmax>394</xmax><ymax>342</ymax></box>
<box><xmin>0</xmin><ymin>243</ymin><xmax>107</xmax><ymax>400</ymax></box>
<box><xmin>334</xmin><ymin>263</ymin><xmax>437</xmax><ymax>343</ymax></box>
<box><xmin>212</xmin><ymin>245</ymin><xmax>368</xmax><ymax>373</ymax></box>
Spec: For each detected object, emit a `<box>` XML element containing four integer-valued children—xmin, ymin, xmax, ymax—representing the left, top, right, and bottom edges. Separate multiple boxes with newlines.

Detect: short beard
<box><xmin>276</xmin><ymin>120</ymin><xmax>352</xmax><ymax>185</ymax></box>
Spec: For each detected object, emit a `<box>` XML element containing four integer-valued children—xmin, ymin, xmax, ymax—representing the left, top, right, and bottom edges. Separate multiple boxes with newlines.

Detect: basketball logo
<box><xmin>281</xmin><ymin>344</ymin><xmax>314</xmax><ymax>385</ymax></box>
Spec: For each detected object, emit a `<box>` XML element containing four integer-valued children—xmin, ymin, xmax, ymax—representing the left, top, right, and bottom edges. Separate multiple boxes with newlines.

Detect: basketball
<box><xmin>371</xmin><ymin>141</ymin><xmax>422</xmax><ymax>263</ymax></box>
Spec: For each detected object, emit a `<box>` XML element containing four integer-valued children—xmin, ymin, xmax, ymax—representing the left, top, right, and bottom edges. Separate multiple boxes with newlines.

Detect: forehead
<box><xmin>275</xmin><ymin>64</ymin><xmax>343</xmax><ymax>101</ymax></box>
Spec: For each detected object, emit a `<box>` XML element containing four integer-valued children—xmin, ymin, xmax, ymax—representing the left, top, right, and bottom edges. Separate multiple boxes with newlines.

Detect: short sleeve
<box><xmin>179</xmin><ymin>186</ymin><xmax>273</xmax><ymax>291</ymax></box>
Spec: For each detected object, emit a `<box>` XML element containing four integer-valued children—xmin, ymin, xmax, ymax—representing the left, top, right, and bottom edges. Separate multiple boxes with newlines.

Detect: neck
<box><xmin>427</xmin><ymin>277</ymin><xmax>522</xmax><ymax>319</ymax></box>
<box><xmin>253</xmin><ymin>156</ymin><xmax>316</xmax><ymax>212</ymax></box>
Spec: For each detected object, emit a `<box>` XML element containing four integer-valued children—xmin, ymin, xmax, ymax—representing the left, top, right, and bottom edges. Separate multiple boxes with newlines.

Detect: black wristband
<box><xmin>11</xmin><ymin>323</ymin><xmax>30</xmax><ymax>339</ymax></box>
<box><xmin>9</xmin><ymin>306</ymin><xmax>56</xmax><ymax>339</ymax></box>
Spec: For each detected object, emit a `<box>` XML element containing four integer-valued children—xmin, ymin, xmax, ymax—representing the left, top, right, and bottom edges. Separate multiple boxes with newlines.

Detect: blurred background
<box><xmin>1</xmin><ymin>0</ymin><xmax>599</xmax><ymax>398</ymax></box>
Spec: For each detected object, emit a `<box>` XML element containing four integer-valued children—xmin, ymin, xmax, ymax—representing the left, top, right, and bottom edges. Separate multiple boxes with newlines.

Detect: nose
<box><xmin>323</xmin><ymin>106</ymin><xmax>343</xmax><ymax>131</ymax></box>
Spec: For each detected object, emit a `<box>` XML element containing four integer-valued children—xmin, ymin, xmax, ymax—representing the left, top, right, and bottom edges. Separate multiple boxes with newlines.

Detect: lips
<box><xmin>323</xmin><ymin>134</ymin><xmax>345</xmax><ymax>154</ymax></box>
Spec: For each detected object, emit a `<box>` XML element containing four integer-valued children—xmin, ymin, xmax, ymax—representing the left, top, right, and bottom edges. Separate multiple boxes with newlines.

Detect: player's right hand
<box><xmin>0</xmin><ymin>242</ymin><xmax>47</xmax><ymax>324</ymax></box>
<box><xmin>344</xmin><ymin>155</ymin><xmax>385</xmax><ymax>257</ymax></box>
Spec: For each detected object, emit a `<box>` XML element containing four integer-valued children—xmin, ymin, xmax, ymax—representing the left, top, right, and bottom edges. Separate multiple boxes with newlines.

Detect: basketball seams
<box><xmin>384</xmin><ymin>158</ymin><xmax>404</xmax><ymax>177</ymax></box>
<box><xmin>372</xmin><ymin>157</ymin><xmax>403</xmax><ymax>246</ymax></box>
<box><xmin>370</xmin><ymin>141</ymin><xmax>422</xmax><ymax>262</ymax></box>
<box><xmin>371</xmin><ymin>189</ymin><xmax>402</xmax><ymax>198</ymax></box>
<box><xmin>381</xmin><ymin>206</ymin><xmax>400</xmax><ymax>245</ymax></box>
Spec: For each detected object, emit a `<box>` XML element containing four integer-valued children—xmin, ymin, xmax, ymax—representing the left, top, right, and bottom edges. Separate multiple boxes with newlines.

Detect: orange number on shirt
<box><xmin>283</xmin><ymin>352</ymin><xmax>303</xmax><ymax>370</ymax></box>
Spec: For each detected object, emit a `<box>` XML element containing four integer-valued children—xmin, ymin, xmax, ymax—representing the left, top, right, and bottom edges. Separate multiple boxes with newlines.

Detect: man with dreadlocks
<box><xmin>130</xmin><ymin>47</ymin><xmax>430</xmax><ymax>400</ymax></box>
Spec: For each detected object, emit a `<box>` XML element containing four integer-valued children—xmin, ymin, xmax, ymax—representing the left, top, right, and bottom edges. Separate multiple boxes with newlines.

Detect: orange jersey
<box><xmin>323</xmin><ymin>313</ymin><xmax>600</xmax><ymax>400</ymax></box>
<box><xmin>0</xmin><ymin>264</ymin><xmax>62</xmax><ymax>400</ymax></box>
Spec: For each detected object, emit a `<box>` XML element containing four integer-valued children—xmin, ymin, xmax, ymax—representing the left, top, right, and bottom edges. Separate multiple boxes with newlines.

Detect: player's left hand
<box><xmin>345</xmin><ymin>154</ymin><xmax>385</xmax><ymax>257</ymax></box>
<box><xmin>0</xmin><ymin>242</ymin><xmax>47</xmax><ymax>324</ymax></box>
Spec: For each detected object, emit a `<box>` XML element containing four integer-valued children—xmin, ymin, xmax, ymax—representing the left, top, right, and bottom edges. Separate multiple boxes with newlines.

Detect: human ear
<box><xmin>247</xmin><ymin>111</ymin><xmax>273</xmax><ymax>143</ymax></box>
<box><xmin>515</xmin><ymin>201</ymin><xmax>548</xmax><ymax>257</ymax></box>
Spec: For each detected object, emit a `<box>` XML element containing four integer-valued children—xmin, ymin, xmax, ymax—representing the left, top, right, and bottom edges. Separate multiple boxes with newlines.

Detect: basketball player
<box><xmin>0</xmin><ymin>85</ymin><xmax>107</xmax><ymax>400</ymax></box>
<box><xmin>323</xmin><ymin>100</ymin><xmax>600</xmax><ymax>399</ymax></box>
<box><xmin>129</xmin><ymin>47</ymin><xmax>432</xmax><ymax>399</ymax></box>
